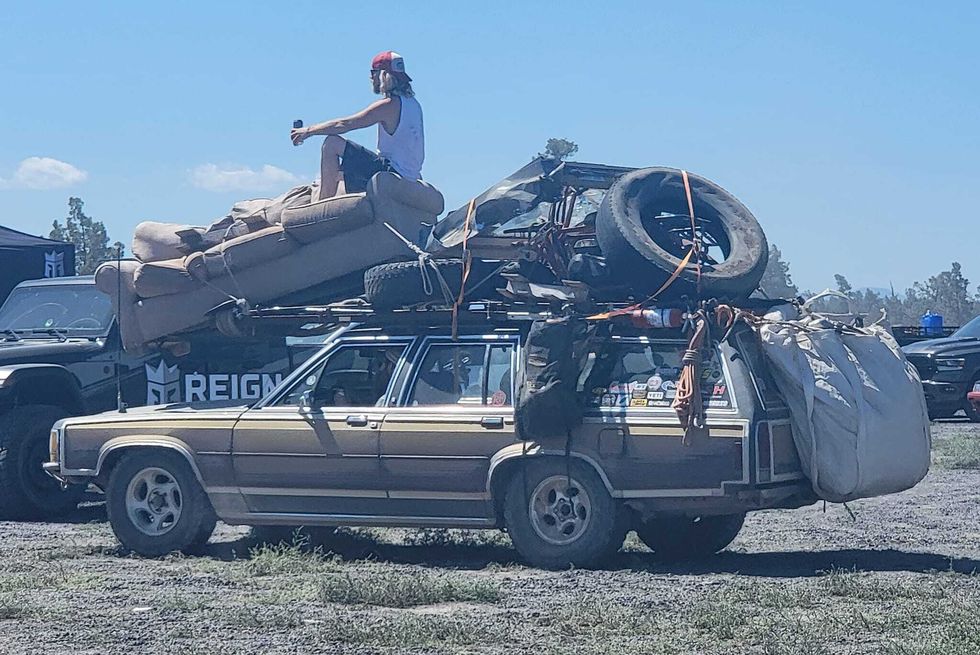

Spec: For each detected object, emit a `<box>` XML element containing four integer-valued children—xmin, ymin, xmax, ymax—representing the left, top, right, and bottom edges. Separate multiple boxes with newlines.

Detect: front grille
<box><xmin>906</xmin><ymin>354</ymin><xmax>936</xmax><ymax>381</ymax></box>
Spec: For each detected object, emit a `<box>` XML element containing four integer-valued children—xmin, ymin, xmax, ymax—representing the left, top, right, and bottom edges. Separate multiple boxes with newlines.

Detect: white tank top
<box><xmin>377</xmin><ymin>95</ymin><xmax>424</xmax><ymax>180</ymax></box>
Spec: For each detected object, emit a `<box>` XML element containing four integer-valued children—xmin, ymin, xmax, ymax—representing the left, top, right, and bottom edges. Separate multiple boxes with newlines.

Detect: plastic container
<box><xmin>920</xmin><ymin>311</ymin><xmax>943</xmax><ymax>337</ymax></box>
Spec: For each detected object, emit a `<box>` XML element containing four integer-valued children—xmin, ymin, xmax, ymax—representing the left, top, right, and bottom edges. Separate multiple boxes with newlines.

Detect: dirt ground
<box><xmin>1</xmin><ymin>422</ymin><xmax>978</xmax><ymax>655</ymax></box>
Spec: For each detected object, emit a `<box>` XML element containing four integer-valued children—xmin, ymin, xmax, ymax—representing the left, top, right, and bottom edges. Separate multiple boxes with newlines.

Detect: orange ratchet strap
<box><xmin>681</xmin><ymin>170</ymin><xmax>702</xmax><ymax>294</ymax></box>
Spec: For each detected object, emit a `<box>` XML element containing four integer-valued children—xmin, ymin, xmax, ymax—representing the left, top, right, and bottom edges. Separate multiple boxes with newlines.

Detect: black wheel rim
<box><xmin>640</xmin><ymin>211</ymin><xmax>733</xmax><ymax>271</ymax></box>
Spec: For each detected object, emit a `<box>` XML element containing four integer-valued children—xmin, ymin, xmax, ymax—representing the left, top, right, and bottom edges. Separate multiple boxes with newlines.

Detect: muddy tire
<box><xmin>106</xmin><ymin>450</ymin><xmax>215</xmax><ymax>557</ymax></box>
<box><xmin>364</xmin><ymin>259</ymin><xmax>503</xmax><ymax>310</ymax></box>
<box><xmin>503</xmin><ymin>459</ymin><xmax>621</xmax><ymax>569</ymax></box>
<box><xmin>0</xmin><ymin>405</ymin><xmax>85</xmax><ymax>520</ymax></box>
<box><xmin>597</xmin><ymin>167</ymin><xmax>768</xmax><ymax>300</ymax></box>
<box><xmin>636</xmin><ymin>513</ymin><xmax>746</xmax><ymax>561</ymax></box>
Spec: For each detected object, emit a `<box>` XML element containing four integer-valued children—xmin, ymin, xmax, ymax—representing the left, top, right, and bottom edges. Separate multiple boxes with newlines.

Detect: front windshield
<box><xmin>0</xmin><ymin>285</ymin><xmax>113</xmax><ymax>334</ymax></box>
<box><xmin>952</xmin><ymin>315</ymin><xmax>980</xmax><ymax>339</ymax></box>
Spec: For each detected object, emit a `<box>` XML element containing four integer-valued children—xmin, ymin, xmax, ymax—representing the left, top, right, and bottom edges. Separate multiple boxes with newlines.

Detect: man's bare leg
<box><xmin>318</xmin><ymin>135</ymin><xmax>346</xmax><ymax>201</ymax></box>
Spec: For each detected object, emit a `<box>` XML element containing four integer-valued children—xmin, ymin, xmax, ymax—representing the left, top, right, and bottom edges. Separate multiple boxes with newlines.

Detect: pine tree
<box><xmin>50</xmin><ymin>197</ymin><xmax>124</xmax><ymax>274</ymax></box>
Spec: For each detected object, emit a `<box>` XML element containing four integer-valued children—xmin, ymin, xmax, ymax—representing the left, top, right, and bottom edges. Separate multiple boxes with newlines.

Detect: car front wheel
<box><xmin>636</xmin><ymin>513</ymin><xmax>745</xmax><ymax>561</ymax></box>
<box><xmin>503</xmin><ymin>459</ymin><xmax>623</xmax><ymax>569</ymax></box>
<box><xmin>106</xmin><ymin>450</ymin><xmax>216</xmax><ymax>557</ymax></box>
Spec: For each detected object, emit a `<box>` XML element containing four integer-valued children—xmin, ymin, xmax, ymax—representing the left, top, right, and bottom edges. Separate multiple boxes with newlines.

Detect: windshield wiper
<box><xmin>1</xmin><ymin>329</ymin><xmax>20</xmax><ymax>341</ymax></box>
<box><xmin>30</xmin><ymin>328</ymin><xmax>68</xmax><ymax>342</ymax></box>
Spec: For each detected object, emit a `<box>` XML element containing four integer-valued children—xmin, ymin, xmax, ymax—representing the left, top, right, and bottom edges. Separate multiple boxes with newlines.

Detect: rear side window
<box><xmin>406</xmin><ymin>343</ymin><xmax>514</xmax><ymax>407</ymax></box>
<box><xmin>585</xmin><ymin>340</ymin><xmax>733</xmax><ymax>410</ymax></box>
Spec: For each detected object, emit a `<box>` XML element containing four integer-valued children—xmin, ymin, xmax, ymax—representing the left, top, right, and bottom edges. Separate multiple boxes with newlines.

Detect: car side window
<box><xmin>406</xmin><ymin>343</ymin><xmax>515</xmax><ymax>407</ymax></box>
<box><xmin>276</xmin><ymin>343</ymin><xmax>406</xmax><ymax>408</ymax></box>
<box><xmin>585</xmin><ymin>340</ymin><xmax>733</xmax><ymax>410</ymax></box>
<box><xmin>486</xmin><ymin>345</ymin><xmax>514</xmax><ymax>407</ymax></box>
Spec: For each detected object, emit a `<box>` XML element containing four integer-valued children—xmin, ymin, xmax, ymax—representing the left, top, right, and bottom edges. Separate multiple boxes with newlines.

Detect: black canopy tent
<box><xmin>0</xmin><ymin>225</ymin><xmax>75</xmax><ymax>303</ymax></box>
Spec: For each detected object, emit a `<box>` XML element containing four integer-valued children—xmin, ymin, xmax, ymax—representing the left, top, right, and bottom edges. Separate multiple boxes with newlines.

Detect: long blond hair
<box><xmin>377</xmin><ymin>70</ymin><xmax>414</xmax><ymax>97</ymax></box>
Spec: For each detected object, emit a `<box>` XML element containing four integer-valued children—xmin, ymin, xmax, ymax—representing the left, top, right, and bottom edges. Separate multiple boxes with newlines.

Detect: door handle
<box><xmin>481</xmin><ymin>416</ymin><xmax>505</xmax><ymax>430</ymax></box>
<box><xmin>346</xmin><ymin>415</ymin><xmax>369</xmax><ymax>427</ymax></box>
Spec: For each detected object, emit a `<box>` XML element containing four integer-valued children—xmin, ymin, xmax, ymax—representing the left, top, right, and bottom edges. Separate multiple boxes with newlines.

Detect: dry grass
<box><xmin>317</xmin><ymin>566</ymin><xmax>501</xmax><ymax>607</ymax></box>
<box><xmin>933</xmin><ymin>430</ymin><xmax>980</xmax><ymax>469</ymax></box>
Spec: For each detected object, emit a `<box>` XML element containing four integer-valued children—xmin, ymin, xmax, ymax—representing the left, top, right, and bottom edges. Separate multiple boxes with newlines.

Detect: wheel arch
<box><xmin>485</xmin><ymin>443</ymin><xmax>616</xmax><ymax>522</ymax></box>
<box><xmin>0</xmin><ymin>365</ymin><xmax>85</xmax><ymax>415</ymax></box>
<box><xmin>95</xmin><ymin>437</ymin><xmax>205</xmax><ymax>488</ymax></box>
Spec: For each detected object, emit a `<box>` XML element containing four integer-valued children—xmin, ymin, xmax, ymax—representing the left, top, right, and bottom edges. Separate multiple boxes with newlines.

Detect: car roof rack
<box><xmin>232</xmin><ymin>298</ymin><xmax>564</xmax><ymax>337</ymax></box>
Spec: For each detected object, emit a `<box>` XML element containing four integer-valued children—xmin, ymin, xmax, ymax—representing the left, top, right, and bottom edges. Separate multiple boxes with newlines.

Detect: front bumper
<box><xmin>42</xmin><ymin>461</ymin><xmax>67</xmax><ymax>485</ymax></box>
<box><xmin>920</xmin><ymin>379</ymin><xmax>970</xmax><ymax>415</ymax></box>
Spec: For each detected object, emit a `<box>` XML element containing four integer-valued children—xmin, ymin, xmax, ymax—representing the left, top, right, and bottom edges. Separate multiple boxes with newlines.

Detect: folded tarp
<box><xmin>757</xmin><ymin>304</ymin><xmax>931</xmax><ymax>503</ymax></box>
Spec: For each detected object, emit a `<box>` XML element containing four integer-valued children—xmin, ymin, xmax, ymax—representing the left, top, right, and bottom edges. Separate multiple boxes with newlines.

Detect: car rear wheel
<box><xmin>0</xmin><ymin>405</ymin><xmax>85</xmax><ymax>520</ymax></box>
<box><xmin>635</xmin><ymin>513</ymin><xmax>745</xmax><ymax>561</ymax></box>
<box><xmin>503</xmin><ymin>459</ymin><xmax>624</xmax><ymax>569</ymax></box>
<box><xmin>106</xmin><ymin>450</ymin><xmax>216</xmax><ymax>557</ymax></box>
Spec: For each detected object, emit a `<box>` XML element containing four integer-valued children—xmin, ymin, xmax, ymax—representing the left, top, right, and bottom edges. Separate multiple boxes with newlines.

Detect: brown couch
<box><xmin>97</xmin><ymin>172</ymin><xmax>443</xmax><ymax>352</ymax></box>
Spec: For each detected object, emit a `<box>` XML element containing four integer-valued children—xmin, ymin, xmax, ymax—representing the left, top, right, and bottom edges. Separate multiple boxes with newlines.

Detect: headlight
<box><xmin>49</xmin><ymin>427</ymin><xmax>61</xmax><ymax>463</ymax></box>
<box><xmin>936</xmin><ymin>357</ymin><xmax>966</xmax><ymax>372</ymax></box>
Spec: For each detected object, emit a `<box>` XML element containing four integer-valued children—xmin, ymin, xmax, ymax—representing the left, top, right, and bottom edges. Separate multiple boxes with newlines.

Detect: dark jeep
<box><xmin>0</xmin><ymin>276</ymin><xmax>315</xmax><ymax>518</ymax></box>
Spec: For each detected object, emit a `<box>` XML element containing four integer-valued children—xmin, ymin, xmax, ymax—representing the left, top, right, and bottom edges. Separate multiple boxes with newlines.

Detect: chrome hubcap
<box><xmin>125</xmin><ymin>467</ymin><xmax>182</xmax><ymax>536</ymax></box>
<box><xmin>528</xmin><ymin>475</ymin><xmax>592</xmax><ymax>545</ymax></box>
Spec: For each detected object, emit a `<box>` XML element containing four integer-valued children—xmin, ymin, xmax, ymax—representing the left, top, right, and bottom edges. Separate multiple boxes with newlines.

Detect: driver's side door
<box><xmin>232</xmin><ymin>339</ymin><xmax>410</xmax><ymax>517</ymax></box>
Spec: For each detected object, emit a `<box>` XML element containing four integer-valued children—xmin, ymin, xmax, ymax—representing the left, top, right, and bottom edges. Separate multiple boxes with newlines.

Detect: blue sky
<box><xmin>1</xmin><ymin>1</ymin><xmax>977</xmax><ymax>293</ymax></box>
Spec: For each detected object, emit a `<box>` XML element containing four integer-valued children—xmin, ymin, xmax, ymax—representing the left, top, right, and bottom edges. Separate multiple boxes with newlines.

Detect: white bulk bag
<box><xmin>757</xmin><ymin>307</ymin><xmax>931</xmax><ymax>503</ymax></box>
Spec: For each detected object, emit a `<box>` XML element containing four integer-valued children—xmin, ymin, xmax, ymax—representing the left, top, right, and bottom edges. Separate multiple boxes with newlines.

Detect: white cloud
<box><xmin>0</xmin><ymin>157</ymin><xmax>88</xmax><ymax>189</ymax></box>
<box><xmin>190</xmin><ymin>163</ymin><xmax>300</xmax><ymax>192</ymax></box>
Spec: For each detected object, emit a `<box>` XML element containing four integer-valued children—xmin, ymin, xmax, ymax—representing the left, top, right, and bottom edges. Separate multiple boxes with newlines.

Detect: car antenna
<box><xmin>115</xmin><ymin>245</ymin><xmax>127</xmax><ymax>413</ymax></box>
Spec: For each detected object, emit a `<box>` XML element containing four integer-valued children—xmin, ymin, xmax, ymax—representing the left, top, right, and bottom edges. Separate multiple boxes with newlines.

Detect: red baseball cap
<box><xmin>371</xmin><ymin>50</ymin><xmax>412</xmax><ymax>81</ymax></box>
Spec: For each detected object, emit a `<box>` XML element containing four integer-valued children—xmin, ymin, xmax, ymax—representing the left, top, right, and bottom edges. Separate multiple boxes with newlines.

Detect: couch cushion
<box><xmin>133</xmin><ymin>257</ymin><xmax>200</xmax><ymax>298</ymax></box>
<box><xmin>226</xmin><ymin>183</ymin><xmax>318</xmax><ymax>227</ymax></box>
<box><xmin>200</xmin><ymin>224</ymin><xmax>298</xmax><ymax>280</ymax></box>
<box><xmin>132</xmin><ymin>221</ymin><xmax>205</xmax><ymax>263</ymax></box>
<box><xmin>280</xmin><ymin>193</ymin><xmax>374</xmax><ymax>244</ymax></box>
<box><xmin>367</xmin><ymin>172</ymin><xmax>444</xmax><ymax>216</ymax></box>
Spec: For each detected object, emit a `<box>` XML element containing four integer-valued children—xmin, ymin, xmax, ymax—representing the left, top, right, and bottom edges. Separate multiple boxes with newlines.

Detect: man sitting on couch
<box><xmin>291</xmin><ymin>50</ymin><xmax>424</xmax><ymax>201</ymax></box>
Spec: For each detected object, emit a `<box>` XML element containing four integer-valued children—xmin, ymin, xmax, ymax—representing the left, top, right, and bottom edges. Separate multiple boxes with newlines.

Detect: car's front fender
<box><xmin>89</xmin><ymin>435</ymin><xmax>206</xmax><ymax>487</ymax></box>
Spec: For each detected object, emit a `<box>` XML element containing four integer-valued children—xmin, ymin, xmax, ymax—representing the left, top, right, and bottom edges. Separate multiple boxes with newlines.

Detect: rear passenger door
<box><xmin>379</xmin><ymin>336</ymin><xmax>517</xmax><ymax>518</ymax></box>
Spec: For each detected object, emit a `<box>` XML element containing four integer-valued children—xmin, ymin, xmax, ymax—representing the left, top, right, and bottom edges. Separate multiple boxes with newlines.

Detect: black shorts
<box><xmin>340</xmin><ymin>140</ymin><xmax>391</xmax><ymax>193</ymax></box>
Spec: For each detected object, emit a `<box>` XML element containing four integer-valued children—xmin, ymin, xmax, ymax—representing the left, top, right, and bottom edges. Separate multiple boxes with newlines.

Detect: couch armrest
<box><xmin>95</xmin><ymin>260</ymin><xmax>148</xmax><ymax>353</ymax></box>
<box><xmin>367</xmin><ymin>171</ymin><xmax>444</xmax><ymax>215</ymax></box>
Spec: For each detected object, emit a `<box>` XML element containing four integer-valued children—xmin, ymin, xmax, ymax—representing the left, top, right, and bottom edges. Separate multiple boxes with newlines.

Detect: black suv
<box><xmin>0</xmin><ymin>276</ymin><xmax>316</xmax><ymax>519</ymax></box>
<box><xmin>902</xmin><ymin>314</ymin><xmax>980</xmax><ymax>421</ymax></box>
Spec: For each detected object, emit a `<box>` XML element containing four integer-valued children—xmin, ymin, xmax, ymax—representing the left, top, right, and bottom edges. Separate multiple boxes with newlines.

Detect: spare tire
<box><xmin>364</xmin><ymin>260</ymin><xmax>504</xmax><ymax>311</ymax></box>
<box><xmin>597</xmin><ymin>168</ymin><xmax>768</xmax><ymax>300</ymax></box>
